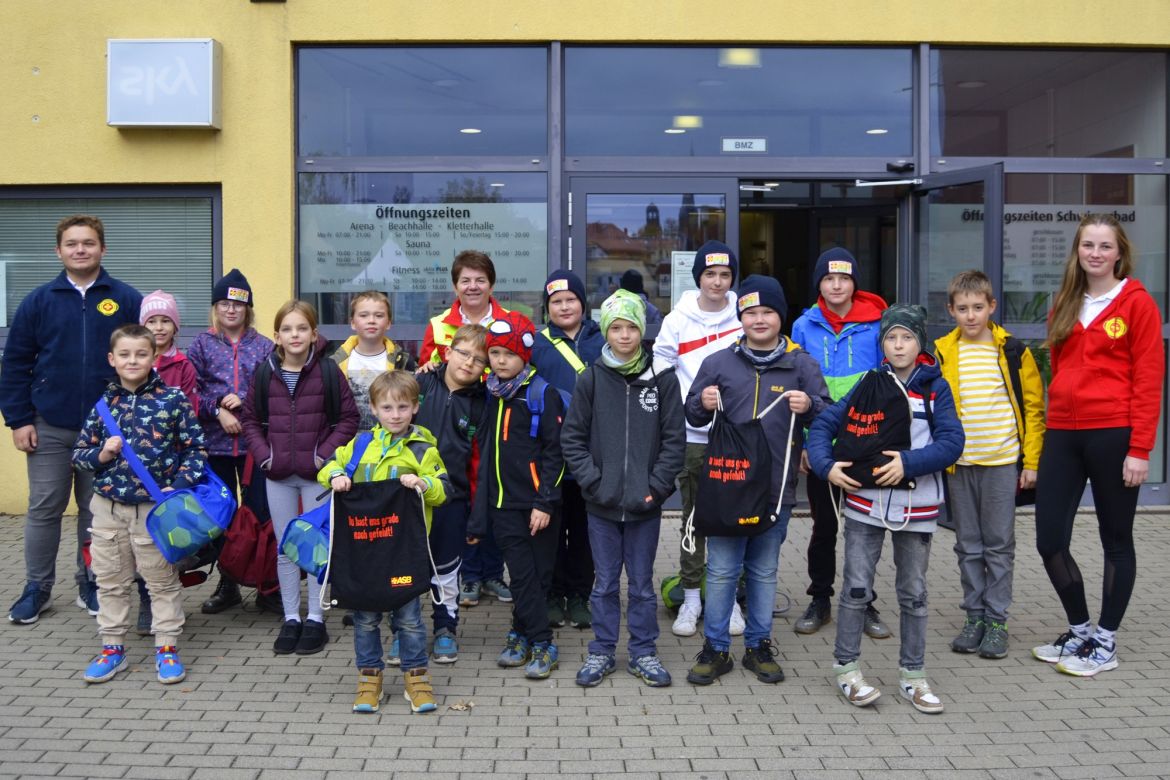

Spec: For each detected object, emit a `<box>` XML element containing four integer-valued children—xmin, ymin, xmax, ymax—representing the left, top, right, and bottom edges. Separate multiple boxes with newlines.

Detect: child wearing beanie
<box><xmin>562</xmin><ymin>290</ymin><xmax>686</xmax><ymax>687</ymax></box>
<box><xmin>140</xmin><ymin>290</ymin><xmax>198</xmax><ymax>412</ymax></box>
<box><xmin>806</xmin><ymin>303</ymin><xmax>964</xmax><ymax>714</ymax></box>
<box><xmin>468</xmin><ymin>311</ymin><xmax>566</xmax><ymax>680</ymax></box>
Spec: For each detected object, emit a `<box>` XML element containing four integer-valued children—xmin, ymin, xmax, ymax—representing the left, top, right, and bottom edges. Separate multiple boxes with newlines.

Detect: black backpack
<box><xmin>252</xmin><ymin>356</ymin><xmax>344</xmax><ymax>430</ymax></box>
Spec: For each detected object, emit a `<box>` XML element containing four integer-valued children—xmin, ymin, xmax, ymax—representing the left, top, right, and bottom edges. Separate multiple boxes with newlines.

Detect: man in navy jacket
<box><xmin>0</xmin><ymin>215</ymin><xmax>142</xmax><ymax>624</ymax></box>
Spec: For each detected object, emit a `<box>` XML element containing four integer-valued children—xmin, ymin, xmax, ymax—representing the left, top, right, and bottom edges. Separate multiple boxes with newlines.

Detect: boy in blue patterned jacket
<box><xmin>73</xmin><ymin>325</ymin><xmax>209</xmax><ymax>686</ymax></box>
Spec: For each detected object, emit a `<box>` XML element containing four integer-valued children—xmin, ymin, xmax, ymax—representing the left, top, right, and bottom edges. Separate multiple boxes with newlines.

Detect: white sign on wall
<box><xmin>107</xmin><ymin>39</ymin><xmax>222</xmax><ymax>128</ymax></box>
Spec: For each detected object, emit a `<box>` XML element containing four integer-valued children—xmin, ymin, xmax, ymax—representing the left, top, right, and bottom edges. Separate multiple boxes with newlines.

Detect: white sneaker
<box><xmin>1032</xmin><ymin>631</ymin><xmax>1087</xmax><ymax>664</ymax></box>
<box><xmin>1056</xmin><ymin>638</ymin><xmax>1118</xmax><ymax>677</ymax></box>
<box><xmin>672</xmin><ymin>601</ymin><xmax>701</xmax><ymax>637</ymax></box>
<box><xmin>899</xmin><ymin>668</ymin><xmax>944</xmax><ymax>714</ymax></box>
<box><xmin>729</xmin><ymin>602</ymin><xmax>745</xmax><ymax>636</ymax></box>
<box><xmin>833</xmin><ymin>661</ymin><xmax>881</xmax><ymax>707</ymax></box>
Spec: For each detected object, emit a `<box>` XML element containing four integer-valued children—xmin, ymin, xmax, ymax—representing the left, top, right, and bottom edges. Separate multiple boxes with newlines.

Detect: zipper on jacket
<box><xmin>621</xmin><ymin>383</ymin><xmax>631</xmax><ymax>522</ymax></box>
<box><xmin>230</xmin><ymin>340</ymin><xmax>241</xmax><ymax>457</ymax></box>
<box><xmin>494</xmin><ymin>398</ymin><xmax>504</xmax><ymax>509</ymax></box>
<box><xmin>80</xmin><ymin>292</ymin><xmax>89</xmax><ymax>425</ymax></box>
<box><xmin>752</xmin><ymin>372</ymin><xmax>761</xmax><ymax>416</ymax></box>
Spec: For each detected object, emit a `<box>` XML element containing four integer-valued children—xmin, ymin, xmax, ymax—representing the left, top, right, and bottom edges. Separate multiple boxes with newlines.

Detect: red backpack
<box><xmin>218</xmin><ymin>456</ymin><xmax>280</xmax><ymax>595</ymax></box>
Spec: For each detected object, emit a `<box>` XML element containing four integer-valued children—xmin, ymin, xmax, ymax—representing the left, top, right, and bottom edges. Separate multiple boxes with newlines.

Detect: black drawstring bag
<box><xmin>324</xmin><ymin>480</ymin><xmax>433</xmax><ymax>613</ymax></box>
<box><xmin>684</xmin><ymin>393</ymin><xmax>795</xmax><ymax>541</ymax></box>
<box><xmin>831</xmin><ymin>370</ymin><xmax>917</xmax><ymax>490</ymax></box>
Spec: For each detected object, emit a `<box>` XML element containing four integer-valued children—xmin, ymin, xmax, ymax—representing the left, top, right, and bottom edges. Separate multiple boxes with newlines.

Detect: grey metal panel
<box><xmin>548</xmin><ymin>42</ymin><xmax>564</xmax><ymax>281</ymax></box>
<box><xmin>296</xmin><ymin>156</ymin><xmax>548</xmax><ymax>173</ymax></box>
<box><xmin>936</xmin><ymin>158</ymin><xmax>1169</xmax><ymax>175</ymax></box>
<box><xmin>564</xmin><ymin>157</ymin><xmax>904</xmax><ymax>175</ymax></box>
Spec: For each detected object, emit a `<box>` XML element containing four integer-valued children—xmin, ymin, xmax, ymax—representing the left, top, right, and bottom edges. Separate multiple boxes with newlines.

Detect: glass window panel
<box><xmin>584</xmin><ymin>193</ymin><xmax>726</xmax><ymax>318</ymax></box>
<box><xmin>916</xmin><ymin>181</ymin><xmax>986</xmax><ymax>329</ymax></box>
<box><xmin>298</xmin><ymin>47</ymin><xmax>548</xmax><ymax>157</ymax></box>
<box><xmin>1001</xmin><ymin>173</ymin><xmax>1167</xmax><ymax>326</ymax></box>
<box><xmin>566</xmin><ymin>47</ymin><xmax>912</xmax><ymax>157</ymax></box>
<box><xmin>0</xmin><ymin>196</ymin><xmax>214</xmax><ymax>329</ymax></box>
<box><xmin>298</xmin><ymin>172</ymin><xmax>547</xmax><ymax>325</ymax></box>
<box><xmin>931</xmin><ymin>49</ymin><xmax>1167</xmax><ymax>158</ymax></box>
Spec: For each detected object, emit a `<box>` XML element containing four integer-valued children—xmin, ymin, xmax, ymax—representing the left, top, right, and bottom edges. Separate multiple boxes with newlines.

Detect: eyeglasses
<box><xmin>216</xmin><ymin>300</ymin><xmax>247</xmax><ymax>310</ymax></box>
<box><xmin>450</xmin><ymin>346</ymin><xmax>488</xmax><ymax>368</ymax></box>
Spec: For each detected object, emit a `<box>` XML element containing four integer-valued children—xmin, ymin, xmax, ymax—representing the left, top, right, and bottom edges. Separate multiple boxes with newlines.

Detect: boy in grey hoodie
<box><xmin>562</xmin><ymin>290</ymin><xmax>686</xmax><ymax>687</ymax></box>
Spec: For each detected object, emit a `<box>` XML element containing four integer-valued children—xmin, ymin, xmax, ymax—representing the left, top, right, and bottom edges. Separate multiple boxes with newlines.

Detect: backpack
<box><xmin>831</xmin><ymin>370</ymin><xmax>918</xmax><ymax>491</ymax></box>
<box><xmin>217</xmin><ymin>455</ymin><xmax>280</xmax><ymax>594</ymax></box>
<box><xmin>252</xmin><ymin>356</ymin><xmax>344</xmax><ymax>430</ymax></box>
<box><xmin>524</xmin><ymin>375</ymin><xmax>572</xmax><ymax>438</ymax></box>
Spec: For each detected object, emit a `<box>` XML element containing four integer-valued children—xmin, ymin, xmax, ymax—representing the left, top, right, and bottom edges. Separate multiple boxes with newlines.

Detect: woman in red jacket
<box><xmin>1032</xmin><ymin>213</ymin><xmax>1165</xmax><ymax>678</ymax></box>
<box><xmin>243</xmin><ymin>300</ymin><xmax>359</xmax><ymax>656</ymax></box>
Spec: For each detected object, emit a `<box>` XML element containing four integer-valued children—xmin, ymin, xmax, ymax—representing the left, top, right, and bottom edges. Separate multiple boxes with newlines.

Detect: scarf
<box><xmin>736</xmin><ymin>337</ymin><xmax>788</xmax><ymax>369</ymax></box>
<box><xmin>599</xmin><ymin>344</ymin><xmax>647</xmax><ymax>376</ymax></box>
<box><xmin>487</xmin><ymin>366</ymin><xmax>531</xmax><ymax>400</ymax></box>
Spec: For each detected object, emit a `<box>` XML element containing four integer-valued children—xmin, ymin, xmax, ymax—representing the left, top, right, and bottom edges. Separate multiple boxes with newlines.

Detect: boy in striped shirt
<box><xmin>935</xmin><ymin>270</ymin><xmax>1046</xmax><ymax>660</ymax></box>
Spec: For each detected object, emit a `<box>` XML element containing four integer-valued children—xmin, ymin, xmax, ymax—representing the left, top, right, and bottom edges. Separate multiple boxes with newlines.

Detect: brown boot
<box><xmin>352</xmin><ymin>668</ymin><xmax>383</xmax><ymax>713</ymax></box>
<box><xmin>403</xmin><ymin>667</ymin><xmax>437</xmax><ymax>713</ymax></box>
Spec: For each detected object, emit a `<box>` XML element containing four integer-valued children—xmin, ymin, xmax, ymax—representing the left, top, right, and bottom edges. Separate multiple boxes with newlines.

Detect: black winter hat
<box><xmin>620</xmin><ymin>268</ymin><xmax>646</xmax><ymax>296</ymax></box>
<box><xmin>691</xmin><ymin>240</ymin><xmax>739</xmax><ymax>286</ymax></box>
<box><xmin>212</xmin><ymin>268</ymin><xmax>253</xmax><ymax>307</ymax></box>
<box><xmin>735</xmin><ymin>275</ymin><xmax>788</xmax><ymax>322</ymax></box>
<box><xmin>543</xmin><ymin>269</ymin><xmax>587</xmax><ymax>311</ymax></box>
<box><xmin>813</xmin><ymin>247</ymin><xmax>858</xmax><ymax>289</ymax></box>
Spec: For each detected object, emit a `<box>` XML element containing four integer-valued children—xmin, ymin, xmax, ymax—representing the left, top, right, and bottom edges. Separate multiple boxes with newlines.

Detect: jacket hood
<box><xmin>336</xmin><ymin>334</ymin><xmax>401</xmax><ymax>357</ymax></box>
<box><xmin>800</xmin><ymin>289</ymin><xmax>888</xmax><ymax>327</ymax></box>
<box><xmin>673</xmin><ymin>289</ymin><xmax>739</xmax><ymax>325</ymax></box>
<box><xmin>372</xmin><ymin>422</ymin><xmax>438</xmax><ymax>448</ymax></box>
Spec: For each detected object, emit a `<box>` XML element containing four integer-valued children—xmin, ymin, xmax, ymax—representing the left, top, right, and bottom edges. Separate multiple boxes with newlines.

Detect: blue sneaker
<box><xmin>84</xmin><ymin>645</ymin><xmax>128</xmax><ymax>683</ymax></box>
<box><xmin>8</xmin><ymin>582</ymin><xmax>51</xmax><ymax>624</ymax></box>
<box><xmin>525</xmin><ymin>641</ymin><xmax>558</xmax><ymax>679</ymax></box>
<box><xmin>497</xmin><ymin>631</ymin><xmax>530</xmax><ymax>667</ymax></box>
<box><xmin>575</xmin><ymin>653</ymin><xmax>617</xmax><ymax>687</ymax></box>
<box><xmin>75</xmin><ymin>581</ymin><xmax>99</xmax><ymax>617</ymax></box>
<box><xmin>628</xmin><ymin>654</ymin><xmax>672</xmax><ymax>687</ymax></box>
<box><xmin>156</xmin><ymin>646</ymin><xmax>186</xmax><ymax>684</ymax></box>
<box><xmin>387</xmin><ymin>636</ymin><xmax>401</xmax><ymax>667</ymax></box>
<box><xmin>482</xmin><ymin>578</ymin><xmax>513</xmax><ymax>603</ymax></box>
<box><xmin>432</xmin><ymin>629</ymin><xmax>458</xmax><ymax>664</ymax></box>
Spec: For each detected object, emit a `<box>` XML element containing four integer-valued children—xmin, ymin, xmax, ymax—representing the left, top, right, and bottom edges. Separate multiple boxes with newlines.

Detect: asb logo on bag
<box><xmin>390</xmin><ymin>575</ymin><xmax>413</xmax><ymax>587</ymax></box>
<box><xmin>738</xmin><ymin>515</ymin><xmax>760</xmax><ymax>525</ymax></box>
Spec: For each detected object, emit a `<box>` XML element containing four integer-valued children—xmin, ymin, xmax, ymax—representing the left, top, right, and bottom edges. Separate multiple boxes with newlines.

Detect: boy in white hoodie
<box><xmin>652</xmin><ymin>240</ymin><xmax>744</xmax><ymax>637</ymax></box>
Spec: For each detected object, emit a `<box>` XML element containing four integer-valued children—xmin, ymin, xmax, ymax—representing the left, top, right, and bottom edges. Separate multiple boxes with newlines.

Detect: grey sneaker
<box><xmin>793</xmin><ymin>598</ymin><xmax>831</xmax><ymax>635</ymax></box>
<box><xmin>978</xmin><ymin>621</ymin><xmax>1009</xmax><ymax>659</ymax></box>
<box><xmin>863</xmin><ymin>605</ymin><xmax>891</xmax><ymax>639</ymax></box>
<box><xmin>950</xmin><ymin>615</ymin><xmax>985</xmax><ymax>654</ymax></box>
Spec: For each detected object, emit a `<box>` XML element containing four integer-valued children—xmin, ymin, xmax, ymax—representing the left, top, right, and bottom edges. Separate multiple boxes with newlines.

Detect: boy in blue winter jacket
<box><xmin>807</xmin><ymin>304</ymin><xmax>964</xmax><ymax>714</ymax></box>
<box><xmin>561</xmin><ymin>290</ymin><xmax>686</xmax><ymax>688</ymax></box>
<box><xmin>72</xmin><ymin>325</ymin><xmax>208</xmax><ymax>686</ymax></box>
<box><xmin>530</xmin><ymin>270</ymin><xmax>604</xmax><ymax>630</ymax></box>
<box><xmin>684</xmin><ymin>276</ymin><xmax>831</xmax><ymax>686</ymax></box>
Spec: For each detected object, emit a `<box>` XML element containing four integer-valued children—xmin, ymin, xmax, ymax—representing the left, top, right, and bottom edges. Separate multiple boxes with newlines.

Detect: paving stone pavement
<box><xmin>1</xmin><ymin>507</ymin><xmax>1169</xmax><ymax>779</ymax></box>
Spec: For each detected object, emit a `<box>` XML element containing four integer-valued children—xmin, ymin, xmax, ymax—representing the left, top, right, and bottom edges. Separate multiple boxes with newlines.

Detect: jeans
<box><xmin>677</xmin><ymin>443</ymin><xmax>707</xmax><ymax>589</ymax></box>
<box><xmin>460</xmin><ymin>516</ymin><xmax>505</xmax><ymax>583</ymax></box>
<box><xmin>835</xmin><ymin>517</ymin><xmax>932</xmax><ymax>670</ymax></box>
<box><xmin>25</xmin><ymin>417</ymin><xmax>93</xmax><ymax>589</ymax></box>
<box><xmin>949</xmin><ymin>463</ymin><xmax>1017</xmax><ymax>622</ymax></box>
<box><xmin>587</xmin><ymin>512</ymin><xmax>661</xmax><ymax>659</ymax></box>
<box><xmin>353</xmin><ymin>595</ymin><xmax>427</xmax><ymax>672</ymax></box>
<box><xmin>429</xmin><ymin>499</ymin><xmax>467</xmax><ymax>633</ymax></box>
<box><xmin>703</xmin><ymin>508</ymin><xmax>791</xmax><ymax>651</ymax></box>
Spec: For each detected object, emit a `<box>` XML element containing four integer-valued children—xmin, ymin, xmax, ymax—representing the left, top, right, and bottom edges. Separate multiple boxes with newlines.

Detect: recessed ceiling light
<box><xmin>673</xmin><ymin>115</ymin><xmax>703</xmax><ymax>129</ymax></box>
<box><xmin>664</xmin><ymin>128</ymin><xmax>686</xmax><ymax>134</ymax></box>
<box><xmin>459</xmin><ymin>128</ymin><xmax>482</xmax><ymax>134</ymax></box>
<box><xmin>718</xmin><ymin>48</ymin><xmax>761</xmax><ymax>68</ymax></box>
<box><xmin>956</xmin><ymin>80</ymin><xmax>987</xmax><ymax>89</ymax></box>
<box><xmin>432</xmin><ymin>79</ymin><xmax>459</xmax><ymax>88</ymax></box>
<box><xmin>489</xmin><ymin>182</ymin><xmax>506</xmax><ymax>187</ymax></box>
<box><xmin>866</xmin><ymin>128</ymin><xmax>889</xmax><ymax>135</ymax></box>
<box><xmin>764</xmin><ymin>182</ymin><xmax>780</xmax><ymax>187</ymax></box>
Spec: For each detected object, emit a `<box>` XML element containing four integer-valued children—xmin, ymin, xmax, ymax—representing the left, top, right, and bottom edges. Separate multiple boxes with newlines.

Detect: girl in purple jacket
<box><xmin>242</xmin><ymin>300</ymin><xmax>360</xmax><ymax>655</ymax></box>
<box><xmin>187</xmin><ymin>270</ymin><xmax>274</xmax><ymax>614</ymax></box>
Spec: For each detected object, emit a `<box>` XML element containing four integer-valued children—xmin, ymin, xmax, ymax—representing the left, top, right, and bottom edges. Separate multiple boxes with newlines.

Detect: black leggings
<box><xmin>1035</xmin><ymin>428</ymin><xmax>1139</xmax><ymax>632</ymax></box>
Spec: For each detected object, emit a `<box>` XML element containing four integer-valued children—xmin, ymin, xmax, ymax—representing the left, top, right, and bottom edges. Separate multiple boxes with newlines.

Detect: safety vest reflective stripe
<box><xmin>540</xmin><ymin>327</ymin><xmax>585</xmax><ymax>374</ymax></box>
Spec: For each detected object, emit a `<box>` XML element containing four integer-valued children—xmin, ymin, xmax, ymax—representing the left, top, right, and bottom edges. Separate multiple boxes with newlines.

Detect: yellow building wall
<box><xmin>1</xmin><ymin>0</ymin><xmax>1168</xmax><ymax>513</ymax></box>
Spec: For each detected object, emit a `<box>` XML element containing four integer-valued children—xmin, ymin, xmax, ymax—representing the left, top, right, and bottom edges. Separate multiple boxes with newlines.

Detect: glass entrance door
<box><xmin>911</xmin><ymin>164</ymin><xmax>1004</xmax><ymax>335</ymax></box>
<box><xmin>568</xmin><ymin>178</ymin><xmax>738</xmax><ymax>327</ymax></box>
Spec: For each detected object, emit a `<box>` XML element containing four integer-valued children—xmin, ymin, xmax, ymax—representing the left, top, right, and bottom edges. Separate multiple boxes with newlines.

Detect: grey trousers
<box><xmin>25</xmin><ymin>416</ymin><xmax>93</xmax><ymax>590</ymax></box>
<box><xmin>948</xmin><ymin>464</ymin><xmax>1017</xmax><ymax>623</ymax></box>
<box><xmin>835</xmin><ymin>517</ymin><xmax>932</xmax><ymax>670</ymax></box>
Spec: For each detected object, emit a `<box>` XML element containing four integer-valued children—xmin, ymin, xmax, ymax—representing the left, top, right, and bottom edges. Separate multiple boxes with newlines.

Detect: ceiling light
<box><xmin>664</xmin><ymin>128</ymin><xmax>686</xmax><ymax>134</ymax></box>
<box><xmin>956</xmin><ymin>80</ymin><xmax>987</xmax><ymax>89</ymax></box>
<box><xmin>866</xmin><ymin>128</ymin><xmax>889</xmax><ymax>135</ymax></box>
<box><xmin>459</xmin><ymin>127</ymin><xmax>482</xmax><ymax>134</ymax></box>
<box><xmin>673</xmin><ymin>115</ymin><xmax>703</xmax><ymax>129</ymax></box>
<box><xmin>718</xmin><ymin>48</ymin><xmax>761</xmax><ymax>68</ymax></box>
<box><xmin>489</xmin><ymin>182</ymin><xmax>505</xmax><ymax>187</ymax></box>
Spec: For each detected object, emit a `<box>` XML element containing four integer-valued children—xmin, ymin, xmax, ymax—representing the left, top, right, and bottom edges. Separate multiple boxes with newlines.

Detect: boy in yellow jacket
<box><xmin>317</xmin><ymin>370</ymin><xmax>449</xmax><ymax>714</ymax></box>
<box><xmin>935</xmin><ymin>270</ymin><xmax>1045</xmax><ymax>660</ymax></box>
